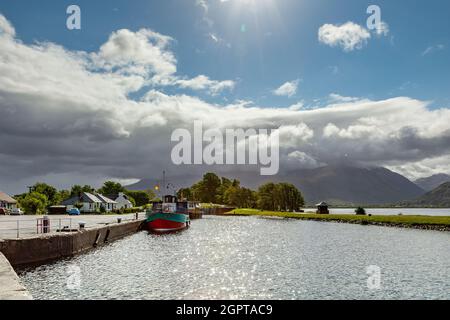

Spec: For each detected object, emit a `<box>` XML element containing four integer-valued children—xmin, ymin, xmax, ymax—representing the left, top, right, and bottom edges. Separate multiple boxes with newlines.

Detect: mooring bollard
<box><xmin>43</xmin><ymin>216</ymin><xmax>50</xmax><ymax>233</ymax></box>
<box><xmin>79</xmin><ymin>221</ymin><xmax>86</xmax><ymax>230</ymax></box>
<box><xmin>117</xmin><ymin>218</ymin><xmax>122</xmax><ymax>223</ymax></box>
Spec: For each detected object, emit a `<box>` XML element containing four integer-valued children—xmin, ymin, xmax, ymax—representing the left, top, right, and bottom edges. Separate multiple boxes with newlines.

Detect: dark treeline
<box><xmin>177</xmin><ymin>173</ymin><xmax>305</xmax><ymax>212</ymax></box>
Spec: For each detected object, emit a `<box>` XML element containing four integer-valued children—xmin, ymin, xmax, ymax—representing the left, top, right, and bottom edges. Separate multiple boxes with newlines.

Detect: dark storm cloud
<box><xmin>1</xmin><ymin>13</ymin><xmax>450</xmax><ymax>193</ymax></box>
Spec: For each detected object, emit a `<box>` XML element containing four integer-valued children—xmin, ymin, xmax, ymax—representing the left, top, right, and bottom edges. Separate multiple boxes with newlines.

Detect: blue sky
<box><xmin>1</xmin><ymin>0</ymin><xmax>449</xmax><ymax>108</ymax></box>
<box><xmin>1</xmin><ymin>0</ymin><xmax>450</xmax><ymax>193</ymax></box>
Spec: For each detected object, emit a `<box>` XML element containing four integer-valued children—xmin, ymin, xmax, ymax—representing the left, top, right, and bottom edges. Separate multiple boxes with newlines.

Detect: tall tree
<box><xmin>196</xmin><ymin>173</ymin><xmax>222</xmax><ymax>203</ymax></box>
<box><xmin>19</xmin><ymin>192</ymin><xmax>48</xmax><ymax>215</ymax></box>
<box><xmin>97</xmin><ymin>181</ymin><xmax>125</xmax><ymax>195</ymax></box>
<box><xmin>32</xmin><ymin>182</ymin><xmax>59</xmax><ymax>206</ymax></box>
<box><xmin>257</xmin><ymin>183</ymin><xmax>277</xmax><ymax>211</ymax></box>
<box><xmin>70</xmin><ymin>185</ymin><xmax>94</xmax><ymax>197</ymax></box>
<box><xmin>125</xmin><ymin>190</ymin><xmax>150</xmax><ymax>207</ymax></box>
<box><xmin>177</xmin><ymin>188</ymin><xmax>192</xmax><ymax>201</ymax></box>
<box><xmin>257</xmin><ymin>182</ymin><xmax>304</xmax><ymax>212</ymax></box>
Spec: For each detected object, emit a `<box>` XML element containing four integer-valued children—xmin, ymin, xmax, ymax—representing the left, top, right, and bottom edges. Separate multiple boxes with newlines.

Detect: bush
<box><xmin>355</xmin><ymin>207</ymin><xmax>367</xmax><ymax>215</ymax></box>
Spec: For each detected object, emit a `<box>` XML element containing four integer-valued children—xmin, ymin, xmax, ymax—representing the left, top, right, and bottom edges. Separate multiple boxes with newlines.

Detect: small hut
<box><xmin>316</xmin><ymin>202</ymin><xmax>329</xmax><ymax>215</ymax></box>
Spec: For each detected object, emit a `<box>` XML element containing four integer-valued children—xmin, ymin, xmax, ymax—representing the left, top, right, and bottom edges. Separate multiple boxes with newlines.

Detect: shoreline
<box><xmin>224</xmin><ymin>209</ymin><xmax>450</xmax><ymax>232</ymax></box>
<box><xmin>0</xmin><ymin>253</ymin><xmax>32</xmax><ymax>300</ymax></box>
<box><xmin>0</xmin><ymin>219</ymin><xmax>145</xmax><ymax>268</ymax></box>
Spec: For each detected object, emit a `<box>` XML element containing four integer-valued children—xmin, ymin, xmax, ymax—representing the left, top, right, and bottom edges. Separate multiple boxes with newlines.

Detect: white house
<box><xmin>96</xmin><ymin>194</ymin><xmax>118</xmax><ymax>211</ymax></box>
<box><xmin>62</xmin><ymin>192</ymin><xmax>117</xmax><ymax>213</ymax></box>
<box><xmin>0</xmin><ymin>191</ymin><xmax>17</xmax><ymax>210</ymax></box>
<box><xmin>112</xmin><ymin>192</ymin><xmax>133</xmax><ymax>210</ymax></box>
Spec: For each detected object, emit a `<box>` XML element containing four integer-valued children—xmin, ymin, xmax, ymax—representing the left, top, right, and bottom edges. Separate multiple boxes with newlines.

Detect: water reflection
<box><xmin>19</xmin><ymin>216</ymin><xmax>450</xmax><ymax>300</ymax></box>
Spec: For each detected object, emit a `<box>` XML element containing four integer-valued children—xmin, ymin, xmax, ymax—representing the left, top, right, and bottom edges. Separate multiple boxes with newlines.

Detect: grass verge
<box><xmin>226</xmin><ymin>208</ymin><xmax>450</xmax><ymax>229</ymax></box>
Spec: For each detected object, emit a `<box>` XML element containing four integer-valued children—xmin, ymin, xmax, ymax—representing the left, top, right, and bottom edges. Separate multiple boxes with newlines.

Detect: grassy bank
<box><xmin>226</xmin><ymin>209</ymin><xmax>450</xmax><ymax>231</ymax></box>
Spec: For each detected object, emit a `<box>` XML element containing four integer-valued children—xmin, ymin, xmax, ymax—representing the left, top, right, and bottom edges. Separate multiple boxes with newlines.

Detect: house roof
<box><xmin>84</xmin><ymin>192</ymin><xmax>103</xmax><ymax>203</ymax></box>
<box><xmin>106</xmin><ymin>193</ymin><xmax>132</xmax><ymax>203</ymax></box>
<box><xmin>0</xmin><ymin>191</ymin><xmax>17</xmax><ymax>204</ymax></box>
<box><xmin>61</xmin><ymin>192</ymin><xmax>102</xmax><ymax>205</ymax></box>
<box><xmin>60</xmin><ymin>192</ymin><xmax>117</xmax><ymax>205</ymax></box>
<box><xmin>96</xmin><ymin>194</ymin><xmax>118</xmax><ymax>204</ymax></box>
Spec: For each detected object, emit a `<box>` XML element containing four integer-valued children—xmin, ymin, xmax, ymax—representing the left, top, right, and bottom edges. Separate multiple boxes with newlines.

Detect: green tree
<box><xmin>216</xmin><ymin>177</ymin><xmax>232</xmax><ymax>204</ymax></box>
<box><xmin>19</xmin><ymin>192</ymin><xmax>48</xmax><ymax>215</ymax></box>
<box><xmin>197</xmin><ymin>173</ymin><xmax>222</xmax><ymax>203</ymax></box>
<box><xmin>57</xmin><ymin>190</ymin><xmax>71</xmax><ymax>203</ymax></box>
<box><xmin>275</xmin><ymin>183</ymin><xmax>304</xmax><ymax>212</ymax></box>
<box><xmin>223</xmin><ymin>185</ymin><xmax>257</xmax><ymax>208</ymax></box>
<box><xmin>257</xmin><ymin>183</ymin><xmax>277</xmax><ymax>211</ymax></box>
<box><xmin>32</xmin><ymin>182</ymin><xmax>59</xmax><ymax>206</ymax></box>
<box><xmin>177</xmin><ymin>188</ymin><xmax>192</xmax><ymax>201</ymax></box>
<box><xmin>70</xmin><ymin>185</ymin><xmax>94</xmax><ymax>197</ymax></box>
<box><xmin>257</xmin><ymin>182</ymin><xmax>304</xmax><ymax>212</ymax></box>
<box><xmin>97</xmin><ymin>181</ymin><xmax>125</xmax><ymax>196</ymax></box>
<box><xmin>125</xmin><ymin>190</ymin><xmax>150</xmax><ymax>207</ymax></box>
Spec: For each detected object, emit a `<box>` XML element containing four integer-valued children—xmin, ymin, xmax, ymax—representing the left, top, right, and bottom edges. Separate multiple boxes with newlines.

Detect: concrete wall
<box><xmin>0</xmin><ymin>219</ymin><xmax>145</xmax><ymax>268</ymax></box>
<box><xmin>0</xmin><ymin>252</ymin><xmax>32</xmax><ymax>300</ymax></box>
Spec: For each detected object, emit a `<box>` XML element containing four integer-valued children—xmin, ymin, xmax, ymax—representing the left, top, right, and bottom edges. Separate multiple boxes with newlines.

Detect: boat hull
<box><xmin>146</xmin><ymin>212</ymin><xmax>189</xmax><ymax>233</ymax></box>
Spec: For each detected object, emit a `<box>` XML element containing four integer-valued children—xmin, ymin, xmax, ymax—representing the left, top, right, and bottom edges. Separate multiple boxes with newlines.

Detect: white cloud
<box><xmin>0</xmin><ymin>14</ymin><xmax>15</xmax><ymax>37</ymax></box>
<box><xmin>329</xmin><ymin>93</ymin><xmax>360</xmax><ymax>103</ymax></box>
<box><xmin>91</xmin><ymin>28</ymin><xmax>177</xmax><ymax>80</ymax></box>
<box><xmin>288</xmin><ymin>102</ymin><xmax>304</xmax><ymax>111</ymax></box>
<box><xmin>176</xmin><ymin>75</ymin><xmax>235</xmax><ymax>95</ymax></box>
<box><xmin>1</xmin><ymin>13</ymin><xmax>450</xmax><ymax>192</ymax></box>
<box><xmin>422</xmin><ymin>44</ymin><xmax>445</xmax><ymax>56</ymax></box>
<box><xmin>286</xmin><ymin>151</ymin><xmax>323</xmax><ymax>170</ymax></box>
<box><xmin>273</xmin><ymin>80</ymin><xmax>299</xmax><ymax>97</ymax></box>
<box><xmin>208</xmin><ymin>33</ymin><xmax>231</xmax><ymax>48</ymax></box>
<box><xmin>318</xmin><ymin>22</ymin><xmax>371</xmax><ymax>52</ymax></box>
<box><xmin>196</xmin><ymin>0</ymin><xmax>208</xmax><ymax>13</ymax></box>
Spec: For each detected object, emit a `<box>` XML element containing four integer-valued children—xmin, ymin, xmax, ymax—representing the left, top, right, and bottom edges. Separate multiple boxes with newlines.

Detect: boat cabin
<box><xmin>150</xmin><ymin>195</ymin><xmax>189</xmax><ymax>214</ymax></box>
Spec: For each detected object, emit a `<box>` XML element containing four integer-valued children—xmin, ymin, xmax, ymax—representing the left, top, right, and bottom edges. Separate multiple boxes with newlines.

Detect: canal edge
<box><xmin>0</xmin><ymin>252</ymin><xmax>32</xmax><ymax>300</ymax></box>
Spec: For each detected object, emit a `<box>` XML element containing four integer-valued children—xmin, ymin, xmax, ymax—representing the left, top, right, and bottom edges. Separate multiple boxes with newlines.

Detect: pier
<box><xmin>0</xmin><ymin>217</ymin><xmax>145</xmax><ymax>268</ymax></box>
<box><xmin>0</xmin><ymin>252</ymin><xmax>32</xmax><ymax>300</ymax></box>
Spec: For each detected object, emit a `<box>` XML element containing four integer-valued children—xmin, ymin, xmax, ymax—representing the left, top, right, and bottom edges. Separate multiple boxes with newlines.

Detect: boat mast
<box><xmin>162</xmin><ymin>170</ymin><xmax>166</xmax><ymax>203</ymax></box>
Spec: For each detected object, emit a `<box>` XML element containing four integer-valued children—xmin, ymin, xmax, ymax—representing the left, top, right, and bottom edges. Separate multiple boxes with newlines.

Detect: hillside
<box><xmin>415</xmin><ymin>174</ymin><xmax>450</xmax><ymax>191</ymax></box>
<box><xmin>126</xmin><ymin>165</ymin><xmax>425</xmax><ymax>206</ymax></box>
<box><xmin>406</xmin><ymin>182</ymin><xmax>450</xmax><ymax>207</ymax></box>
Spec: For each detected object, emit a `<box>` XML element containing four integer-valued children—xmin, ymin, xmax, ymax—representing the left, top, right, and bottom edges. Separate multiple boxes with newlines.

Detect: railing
<box><xmin>0</xmin><ymin>212</ymin><xmax>145</xmax><ymax>239</ymax></box>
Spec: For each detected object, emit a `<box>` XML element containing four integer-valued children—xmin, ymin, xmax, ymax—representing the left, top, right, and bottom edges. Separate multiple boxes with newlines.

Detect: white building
<box><xmin>0</xmin><ymin>191</ymin><xmax>17</xmax><ymax>210</ymax></box>
<box><xmin>113</xmin><ymin>192</ymin><xmax>133</xmax><ymax>210</ymax></box>
<box><xmin>62</xmin><ymin>192</ymin><xmax>117</xmax><ymax>213</ymax></box>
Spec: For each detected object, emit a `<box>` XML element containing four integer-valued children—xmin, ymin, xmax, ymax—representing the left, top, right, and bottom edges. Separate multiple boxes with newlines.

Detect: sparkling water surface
<box><xmin>19</xmin><ymin>216</ymin><xmax>450</xmax><ymax>300</ymax></box>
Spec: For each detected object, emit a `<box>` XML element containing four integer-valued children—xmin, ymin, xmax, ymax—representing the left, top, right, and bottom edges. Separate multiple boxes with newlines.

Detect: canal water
<box><xmin>19</xmin><ymin>216</ymin><xmax>450</xmax><ymax>300</ymax></box>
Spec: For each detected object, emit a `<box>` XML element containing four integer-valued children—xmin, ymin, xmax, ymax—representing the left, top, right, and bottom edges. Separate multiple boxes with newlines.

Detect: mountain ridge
<box><xmin>405</xmin><ymin>182</ymin><xmax>450</xmax><ymax>207</ymax></box>
<box><xmin>414</xmin><ymin>174</ymin><xmax>450</xmax><ymax>191</ymax></box>
<box><xmin>126</xmin><ymin>165</ymin><xmax>425</xmax><ymax>206</ymax></box>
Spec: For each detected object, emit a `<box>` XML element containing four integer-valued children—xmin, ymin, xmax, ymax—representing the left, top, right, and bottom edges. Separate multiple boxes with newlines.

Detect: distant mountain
<box><xmin>414</xmin><ymin>174</ymin><xmax>450</xmax><ymax>191</ymax></box>
<box><xmin>282</xmin><ymin>166</ymin><xmax>425</xmax><ymax>206</ymax></box>
<box><xmin>405</xmin><ymin>182</ymin><xmax>450</xmax><ymax>207</ymax></box>
<box><xmin>126</xmin><ymin>165</ymin><xmax>425</xmax><ymax>206</ymax></box>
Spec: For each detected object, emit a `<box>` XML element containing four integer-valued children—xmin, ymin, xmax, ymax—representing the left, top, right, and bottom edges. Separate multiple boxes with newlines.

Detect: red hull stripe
<box><xmin>147</xmin><ymin>219</ymin><xmax>187</xmax><ymax>232</ymax></box>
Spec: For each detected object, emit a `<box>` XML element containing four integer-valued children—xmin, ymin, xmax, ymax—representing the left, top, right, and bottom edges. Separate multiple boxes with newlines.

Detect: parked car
<box><xmin>0</xmin><ymin>208</ymin><xmax>9</xmax><ymax>215</ymax></box>
<box><xmin>10</xmin><ymin>208</ymin><xmax>23</xmax><ymax>215</ymax></box>
<box><xmin>68</xmin><ymin>208</ymin><xmax>81</xmax><ymax>216</ymax></box>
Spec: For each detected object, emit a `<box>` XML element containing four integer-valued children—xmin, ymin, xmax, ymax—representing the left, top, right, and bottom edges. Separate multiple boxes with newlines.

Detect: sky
<box><xmin>0</xmin><ymin>0</ymin><xmax>449</xmax><ymax>194</ymax></box>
